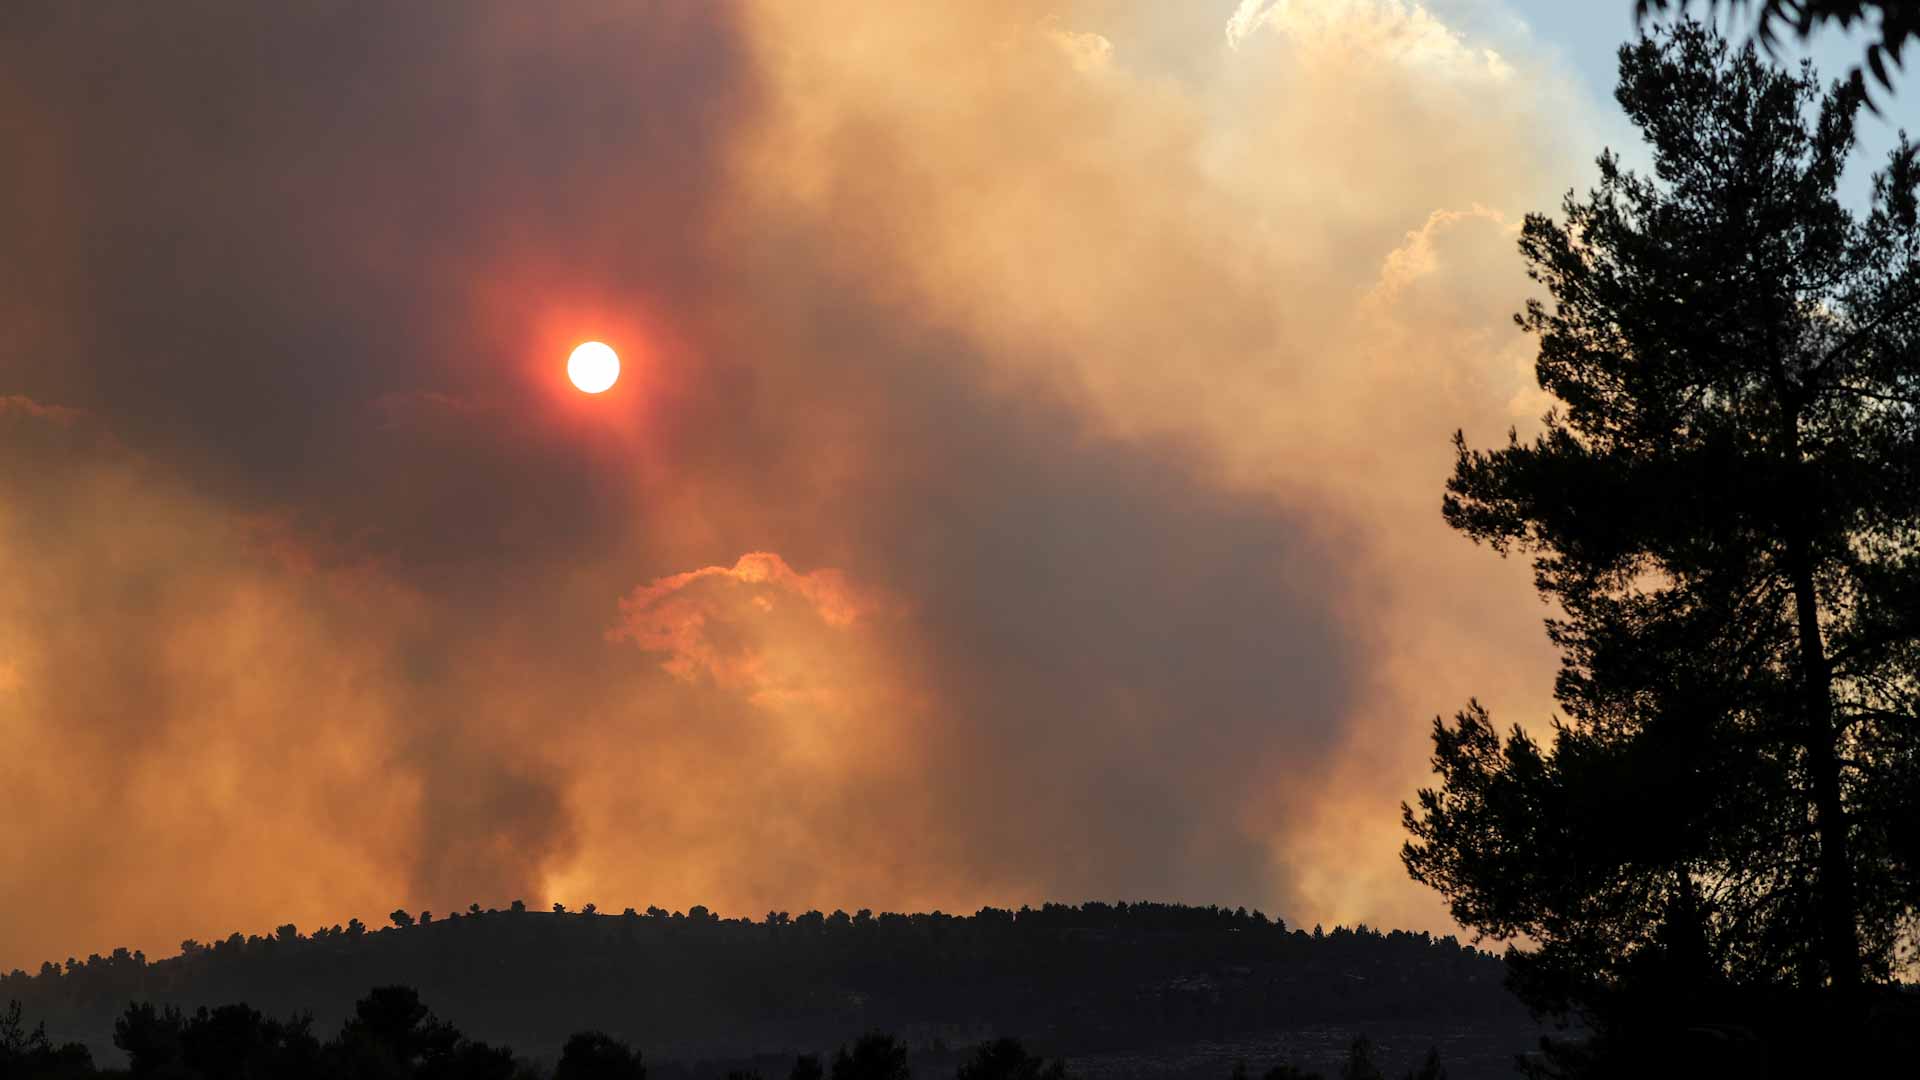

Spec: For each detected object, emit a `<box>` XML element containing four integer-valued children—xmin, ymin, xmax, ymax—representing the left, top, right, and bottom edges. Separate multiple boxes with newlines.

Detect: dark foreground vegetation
<box><xmin>0</xmin><ymin>902</ymin><xmax>1529</xmax><ymax>1078</ymax></box>
<box><xmin>3</xmin><ymin>980</ymin><xmax>1464</xmax><ymax>1080</ymax></box>
<box><xmin>1637</xmin><ymin>0</ymin><xmax>1917</xmax><ymax>104</ymax></box>
<box><xmin>1402</xmin><ymin>14</ymin><xmax>1920</xmax><ymax>1080</ymax></box>
<box><xmin>3</xmin><ymin>980</ymin><xmax>1466</xmax><ymax>1076</ymax></box>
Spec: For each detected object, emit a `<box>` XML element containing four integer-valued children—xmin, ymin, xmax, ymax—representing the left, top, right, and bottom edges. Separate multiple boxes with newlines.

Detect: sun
<box><xmin>567</xmin><ymin>341</ymin><xmax>620</xmax><ymax>394</ymax></box>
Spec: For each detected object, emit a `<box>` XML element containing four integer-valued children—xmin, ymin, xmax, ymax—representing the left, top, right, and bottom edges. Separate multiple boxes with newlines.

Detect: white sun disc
<box><xmin>568</xmin><ymin>341</ymin><xmax>620</xmax><ymax>394</ymax></box>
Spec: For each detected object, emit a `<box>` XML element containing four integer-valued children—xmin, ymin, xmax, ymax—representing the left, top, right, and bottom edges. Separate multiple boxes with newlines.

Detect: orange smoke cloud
<box><xmin>608</xmin><ymin>551</ymin><xmax>902</xmax><ymax>715</ymax></box>
<box><xmin>0</xmin><ymin>0</ymin><xmax>1608</xmax><ymax>971</ymax></box>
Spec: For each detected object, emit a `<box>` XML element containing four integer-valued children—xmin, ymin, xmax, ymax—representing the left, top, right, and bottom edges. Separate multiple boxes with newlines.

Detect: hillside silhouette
<box><xmin>2</xmin><ymin>903</ymin><xmax>1533</xmax><ymax>1073</ymax></box>
<box><xmin>4</xmin><ymin>981</ymin><xmax>1479</xmax><ymax>1080</ymax></box>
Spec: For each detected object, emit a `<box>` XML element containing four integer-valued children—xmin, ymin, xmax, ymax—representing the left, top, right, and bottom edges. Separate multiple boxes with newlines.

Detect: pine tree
<box><xmin>1404</xmin><ymin>14</ymin><xmax>1920</xmax><ymax>1054</ymax></box>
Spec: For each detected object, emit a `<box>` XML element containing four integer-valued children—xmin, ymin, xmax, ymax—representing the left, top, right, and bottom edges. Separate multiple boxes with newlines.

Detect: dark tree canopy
<box><xmin>953</xmin><ymin>1038</ymin><xmax>1068</xmax><ymax>1080</ymax></box>
<box><xmin>3</xmin><ymin>998</ymin><xmax>95</xmax><ymax>1078</ymax></box>
<box><xmin>554</xmin><ymin>1031</ymin><xmax>646</xmax><ymax>1080</ymax></box>
<box><xmin>828</xmin><ymin>1034</ymin><xmax>908</xmax><ymax>1080</ymax></box>
<box><xmin>104</xmin><ymin>986</ymin><xmax>532</xmax><ymax>1080</ymax></box>
<box><xmin>1404</xmin><ymin>14</ymin><xmax>1920</xmax><ymax>1068</ymax></box>
<box><xmin>5</xmin><ymin>901</ymin><xmax>1517</xmax><ymax>1071</ymax></box>
<box><xmin>1637</xmin><ymin>1</ymin><xmax>1920</xmax><ymax>103</ymax></box>
<box><xmin>1333</xmin><ymin>1036</ymin><xmax>1383</xmax><ymax>1080</ymax></box>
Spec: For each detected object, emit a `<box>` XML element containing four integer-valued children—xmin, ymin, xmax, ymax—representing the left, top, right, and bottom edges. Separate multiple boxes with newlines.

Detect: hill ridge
<box><xmin>5</xmin><ymin>900</ymin><xmax>1528</xmax><ymax>1072</ymax></box>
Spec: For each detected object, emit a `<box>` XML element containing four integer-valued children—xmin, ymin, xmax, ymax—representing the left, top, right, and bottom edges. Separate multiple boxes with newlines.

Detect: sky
<box><xmin>0</xmin><ymin>0</ymin><xmax>1911</xmax><ymax>973</ymax></box>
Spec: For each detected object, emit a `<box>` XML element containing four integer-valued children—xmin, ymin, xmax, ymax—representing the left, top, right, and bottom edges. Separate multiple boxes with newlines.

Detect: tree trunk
<box><xmin>1769</xmin><ymin>353</ymin><xmax>1863</xmax><ymax>993</ymax></box>
<box><xmin>1783</xmin><ymin>504</ymin><xmax>1861</xmax><ymax>991</ymax></box>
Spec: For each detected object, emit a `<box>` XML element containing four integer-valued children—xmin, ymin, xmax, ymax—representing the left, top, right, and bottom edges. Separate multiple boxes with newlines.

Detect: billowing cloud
<box><xmin>1</xmin><ymin>0</ymin><xmax>1600</xmax><ymax>971</ymax></box>
<box><xmin>1227</xmin><ymin>0</ymin><xmax>1515</xmax><ymax>82</ymax></box>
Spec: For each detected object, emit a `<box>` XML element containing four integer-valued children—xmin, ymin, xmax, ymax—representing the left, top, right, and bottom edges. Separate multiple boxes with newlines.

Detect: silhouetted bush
<box><xmin>1403</xmin><ymin>1047</ymin><xmax>1444</xmax><ymax>1080</ymax></box>
<box><xmin>828</xmin><ymin>1033</ymin><xmax>907</xmax><ymax>1080</ymax></box>
<box><xmin>554</xmin><ymin>1031</ymin><xmax>646</xmax><ymax>1080</ymax></box>
<box><xmin>1336</xmin><ymin>1036</ymin><xmax>1381</xmax><ymax>1080</ymax></box>
<box><xmin>3</xmin><ymin>999</ymin><xmax>96</xmax><ymax>1079</ymax></box>
<box><xmin>953</xmin><ymin>1037</ymin><xmax>1067</xmax><ymax>1080</ymax></box>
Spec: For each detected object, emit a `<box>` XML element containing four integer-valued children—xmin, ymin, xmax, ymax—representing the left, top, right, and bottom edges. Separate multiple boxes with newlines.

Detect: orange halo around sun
<box><xmin>567</xmin><ymin>341</ymin><xmax>620</xmax><ymax>394</ymax></box>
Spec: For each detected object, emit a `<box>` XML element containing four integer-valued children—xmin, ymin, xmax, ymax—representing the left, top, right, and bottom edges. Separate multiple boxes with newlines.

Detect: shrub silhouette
<box><xmin>1337</xmin><ymin>1036</ymin><xmax>1382</xmax><ymax>1080</ymax></box>
<box><xmin>3</xmin><ymin>999</ymin><xmax>95</xmax><ymax>1078</ymax></box>
<box><xmin>554</xmin><ymin>1030</ymin><xmax>645</xmax><ymax>1080</ymax></box>
<box><xmin>829</xmin><ymin>1033</ymin><xmax>908</xmax><ymax>1080</ymax></box>
<box><xmin>954</xmin><ymin>1037</ymin><xmax>1068</xmax><ymax>1080</ymax></box>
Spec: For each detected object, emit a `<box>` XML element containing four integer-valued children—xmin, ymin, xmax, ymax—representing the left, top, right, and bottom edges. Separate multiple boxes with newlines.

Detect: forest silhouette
<box><xmin>3</xmin><ymin>981</ymin><xmax>1452</xmax><ymax>1080</ymax></box>
<box><xmin>2</xmin><ymin>903</ymin><xmax>1515</xmax><ymax>1079</ymax></box>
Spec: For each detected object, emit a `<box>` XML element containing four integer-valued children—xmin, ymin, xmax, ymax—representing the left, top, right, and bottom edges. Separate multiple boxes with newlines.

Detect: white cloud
<box><xmin>1227</xmin><ymin>0</ymin><xmax>1514</xmax><ymax>83</ymax></box>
